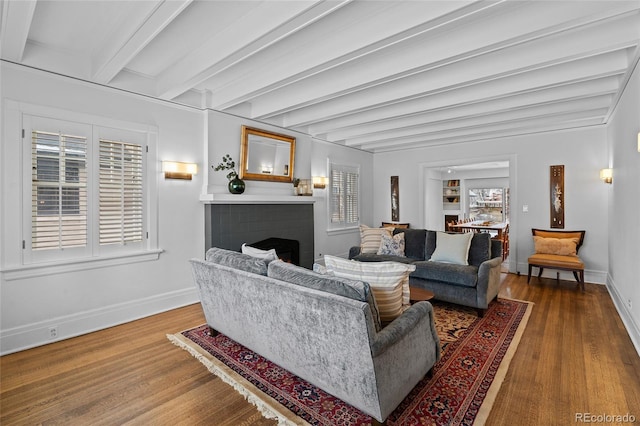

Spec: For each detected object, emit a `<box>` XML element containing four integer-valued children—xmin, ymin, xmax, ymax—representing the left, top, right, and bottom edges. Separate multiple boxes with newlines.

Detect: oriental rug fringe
<box><xmin>168</xmin><ymin>298</ymin><xmax>532</xmax><ymax>426</ymax></box>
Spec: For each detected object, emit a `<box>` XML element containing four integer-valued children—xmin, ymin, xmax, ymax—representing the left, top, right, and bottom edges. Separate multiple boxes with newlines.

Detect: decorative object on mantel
<box><xmin>292</xmin><ymin>178</ymin><xmax>313</xmax><ymax>196</ymax></box>
<box><xmin>550</xmin><ymin>165</ymin><xmax>564</xmax><ymax>228</ymax></box>
<box><xmin>391</xmin><ymin>175</ymin><xmax>399</xmax><ymax>221</ymax></box>
<box><xmin>213</xmin><ymin>154</ymin><xmax>245</xmax><ymax>194</ymax></box>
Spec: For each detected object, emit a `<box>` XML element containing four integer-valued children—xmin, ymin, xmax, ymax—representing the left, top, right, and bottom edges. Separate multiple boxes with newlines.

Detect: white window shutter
<box><xmin>329</xmin><ymin>163</ymin><xmax>360</xmax><ymax>229</ymax></box>
<box><xmin>31</xmin><ymin>130</ymin><xmax>88</xmax><ymax>250</ymax></box>
<box><xmin>99</xmin><ymin>140</ymin><xmax>144</xmax><ymax>245</ymax></box>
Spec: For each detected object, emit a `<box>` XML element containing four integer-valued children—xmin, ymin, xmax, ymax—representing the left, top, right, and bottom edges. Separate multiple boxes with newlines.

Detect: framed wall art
<box><xmin>550</xmin><ymin>165</ymin><xmax>564</xmax><ymax>228</ymax></box>
<box><xmin>391</xmin><ymin>176</ymin><xmax>399</xmax><ymax>222</ymax></box>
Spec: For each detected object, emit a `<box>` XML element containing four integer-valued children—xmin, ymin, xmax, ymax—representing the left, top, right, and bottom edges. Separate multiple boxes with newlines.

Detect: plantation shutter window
<box><xmin>329</xmin><ymin>163</ymin><xmax>360</xmax><ymax>229</ymax></box>
<box><xmin>31</xmin><ymin>130</ymin><xmax>88</xmax><ymax>251</ymax></box>
<box><xmin>21</xmin><ymin>113</ymin><xmax>155</xmax><ymax>267</ymax></box>
<box><xmin>99</xmin><ymin>140</ymin><xmax>144</xmax><ymax>245</ymax></box>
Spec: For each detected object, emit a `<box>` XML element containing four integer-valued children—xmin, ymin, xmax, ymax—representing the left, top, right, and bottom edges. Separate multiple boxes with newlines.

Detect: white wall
<box><xmin>0</xmin><ymin>63</ymin><xmax>204</xmax><ymax>354</ymax></box>
<box><xmin>372</xmin><ymin>126</ymin><xmax>609</xmax><ymax>284</ymax></box>
<box><xmin>205</xmin><ymin>110</ymin><xmax>374</xmax><ymax>260</ymax></box>
<box><xmin>606</xmin><ymin>61</ymin><xmax>640</xmax><ymax>353</ymax></box>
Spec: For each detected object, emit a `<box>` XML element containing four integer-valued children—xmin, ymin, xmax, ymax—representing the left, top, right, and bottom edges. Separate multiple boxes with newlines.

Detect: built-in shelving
<box><xmin>443</xmin><ymin>180</ymin><xmax>460</xmax><ymax>210</ymax></box>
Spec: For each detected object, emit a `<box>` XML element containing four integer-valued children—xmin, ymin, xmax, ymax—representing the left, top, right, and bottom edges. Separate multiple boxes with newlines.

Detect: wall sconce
<box><xmin>313</xmin><ymin>176</ymin><xmax>328</xmax><ymax>189</ymax></box>
<box><xmin>162</xmin><ymin>161</ymin><xmax>197</xmax><ymax>180</ymax></box>
<box><xmin>599</xmin><ymin>168</ymin><xmax>613</xmax><ymax>184</ymax></box>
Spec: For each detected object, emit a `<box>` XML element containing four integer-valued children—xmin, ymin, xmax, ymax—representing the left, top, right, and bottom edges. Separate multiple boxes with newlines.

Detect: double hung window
<box><xmin>24</xmin><ymin>115</ymin><xmax>150</xmax><ymax>265</ymax></box>
<box><xmin>329</xmin><ymin>162</ymin><xmax>360</xmax><ymax>230</ymax></box>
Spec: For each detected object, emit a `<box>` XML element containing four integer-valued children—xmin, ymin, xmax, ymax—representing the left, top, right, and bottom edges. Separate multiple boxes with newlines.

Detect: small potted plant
<box><xmin>213</xmin><ymin>154</ymin><xmax>245</xmax><ymax>194</ymax></box>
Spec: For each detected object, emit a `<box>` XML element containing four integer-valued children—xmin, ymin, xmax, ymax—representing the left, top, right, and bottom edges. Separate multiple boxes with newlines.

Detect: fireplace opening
<box><xmin>248</xmin><ymin>237</ymin><xmax>300</xmax><ymax>265</ymax></box>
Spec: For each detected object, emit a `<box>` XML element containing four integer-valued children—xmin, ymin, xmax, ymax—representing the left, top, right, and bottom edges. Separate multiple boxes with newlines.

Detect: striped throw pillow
<box><xmin>359</xmin><ymin>225</ymin><xmax>393</xmax><ymax>254</ymax></box>
<box><xmin>324</xmin><ymin>255</ymin><xmax>415</xmax><ymax>323</ymax></box>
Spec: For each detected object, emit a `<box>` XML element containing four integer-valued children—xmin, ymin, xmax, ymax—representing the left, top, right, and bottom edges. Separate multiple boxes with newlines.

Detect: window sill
<box><xmin>1</xmin><ymin>249</ymin><xmax>164</xmax><ymax>281</ymax></box>
<box><xmin>326</xmin><ymin>226</ymin><xmax>360</xmax><ymax>236</ymax></box>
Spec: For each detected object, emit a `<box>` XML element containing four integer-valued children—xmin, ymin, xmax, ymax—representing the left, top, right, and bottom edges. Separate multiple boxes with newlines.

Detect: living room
<box><xmin>1</xmin><ymin>1</ymin><xmax>639</xmax><ymax>424</ymax></box>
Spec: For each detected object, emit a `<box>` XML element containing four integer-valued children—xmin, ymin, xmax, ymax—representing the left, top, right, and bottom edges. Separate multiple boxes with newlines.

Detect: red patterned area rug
<box><xmin>168</xmin><ymin>298</ymin><xmax>532</xmax><ymax>426</ymax></box>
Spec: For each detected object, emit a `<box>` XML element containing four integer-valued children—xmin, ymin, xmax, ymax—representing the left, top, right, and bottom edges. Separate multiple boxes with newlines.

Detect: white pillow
<box><xmin>429</xmin><ymin>232</ymin><xmax>473</xmax><ymax>265</ymax></box>
<box><xmin>241</xmin><ymin>243</ymin><xmax>278</xmax><ymax>263</ymax></box>
<box><xmin>324</xmin><ymin>255</ymin><xmax>415</xmax><ymax>322</ymax></box>
<box><xmin>359</xmin><ymin>225</ymin><xmax>392</xmax><ymax>254</ymax></box>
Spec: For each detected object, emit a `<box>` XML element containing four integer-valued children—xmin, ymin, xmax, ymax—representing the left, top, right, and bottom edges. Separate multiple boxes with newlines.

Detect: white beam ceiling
<box><xmin>1</xmin><ymin>0</ymin><xmax>639</xmax><ymax>153</ymax></box>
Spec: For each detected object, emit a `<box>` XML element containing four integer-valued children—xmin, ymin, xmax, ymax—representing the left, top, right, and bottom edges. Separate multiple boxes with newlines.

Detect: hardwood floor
<box><xmin>1</xmin><ymin>273</ymin><xmax>639</xmax><ymax>425</ymax></box>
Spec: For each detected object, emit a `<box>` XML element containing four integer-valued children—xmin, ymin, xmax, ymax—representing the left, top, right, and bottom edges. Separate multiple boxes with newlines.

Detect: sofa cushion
<box><xmin>241</xmin><ymin>243</ymin><xmax>278</xmax><ymax>263</ymax></box>
<box><xmin>528</xmin><ymin>253</ymin><xmax>584</xmax><ymax>269</ymax></box>
<box><xmin>429</xmin><ymin>232</ymin><xmax>473</xmax><ymax>265</ymax></box>
<box><xmin>393</xmin><ymin>228</ymin><xmax>427</xmax><ymax>260</ymax></box>
<box><xmin>377</xmin><ymin>232</ymin><xmax>405</xmax><ymax>256</ymax></box>
<box><xmin>412</xmin><ymin>261</ymin><xmax>479</xmax><ymax>288</ymax></box>
<box><xmin>359</xmin><ymin>225</ymin><xmax>392</xmax><ymax>254</ymax></box>
<box><xmin>468</xmin><ymin>233</ymin><xmax>492</xmax><ymax>266</ymax></box>
<box><xmin>268</xmin><ymin>260</ymin><xmax>381</xmax><ymax>331</ymax></box>
<box><xmin>205</xmin><ymin>247</ymin><xmax>268</xmax><ymax>276</ymax></box>
<box><xmin>324</xmin><ymin>255</ymin><xmax>415</xmax><ymax>323</ymax></box>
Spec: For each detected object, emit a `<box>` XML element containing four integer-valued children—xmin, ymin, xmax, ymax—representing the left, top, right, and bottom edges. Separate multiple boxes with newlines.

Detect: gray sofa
<box><xmin>190</xmin><ymin>247</ymin><xmax>441</xmax><ymax>423</ymax></box>
<box><xmin>349</xmin><ymin>228</ymin><xmax>503</xmax><ymax>315</ymax></box>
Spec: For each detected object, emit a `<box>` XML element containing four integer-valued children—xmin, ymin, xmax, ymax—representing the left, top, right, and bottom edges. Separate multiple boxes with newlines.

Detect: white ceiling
<box><xmin>2</xmin><ymin>0</ymin><xmax>639</xmax><ymax>153</ymax></box>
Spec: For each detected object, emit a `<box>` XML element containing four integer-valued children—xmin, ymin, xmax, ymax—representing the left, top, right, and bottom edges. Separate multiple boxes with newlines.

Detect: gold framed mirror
<box><xmin>239</xmin><ymin>126</ymin><xmax>295</xmax><ymax>182</ymax></box>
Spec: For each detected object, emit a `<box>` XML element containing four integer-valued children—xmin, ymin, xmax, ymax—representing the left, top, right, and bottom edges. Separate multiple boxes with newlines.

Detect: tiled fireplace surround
<box><xmin>204</xmin><ymin>203</ymin><xmax>315</xmax><ymax>269</ymax></box>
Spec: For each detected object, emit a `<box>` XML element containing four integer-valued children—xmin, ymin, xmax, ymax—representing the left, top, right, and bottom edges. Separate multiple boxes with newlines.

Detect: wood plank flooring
<box><xmin>1</xmin><ymin>273</ymin><xmax>639</xmax><ymax>425</ymax></box>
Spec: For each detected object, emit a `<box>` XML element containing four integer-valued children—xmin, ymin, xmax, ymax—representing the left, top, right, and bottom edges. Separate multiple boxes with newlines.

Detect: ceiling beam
<box><xmin>250</xmin><ymin>4</ymin><xmax>640</xmax><ymax>121</ymax></box>
<box><xmin>355</xmin><ymin>109</ymin><xmax>607</xmax><ymax>151</ymax></box>
<box><xmin>0</xmin><ymin>0</ymin><xmax>37</xmax><ymax>62</ymax></box>
<box><xmin>92</xmin><ymin>0</ymin><xmax>192</xmax><ymax>84</ymax></box>
<box><xmin>208</xmin><ymin>0</ymin><xmax>504</xmax><ymax>111</ymax></box>
<box><xmin>284</xmin><ymin>47</ymin><xmax>630</xmax><ymax>129</ymax></box>
<box><xmin>343</xmin><ymin>96</ymin><xmax>612</xmax><ymax>146</ymax></box>
<box><xmin>307</xmin><ymin>74</ymin><xmax>621</xmax><ymax>137</ymax></box>
<box><xmin>156</xmin><ymin>0</ymin><xmax>351</xmax><ymax>101</ymax></box>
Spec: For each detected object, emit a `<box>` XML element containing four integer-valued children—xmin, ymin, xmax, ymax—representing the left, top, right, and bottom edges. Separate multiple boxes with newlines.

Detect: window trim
<box><xmin>3</xmin><ymin>101</ymin><xmax>160</xmax><ymax>277</ymax></box>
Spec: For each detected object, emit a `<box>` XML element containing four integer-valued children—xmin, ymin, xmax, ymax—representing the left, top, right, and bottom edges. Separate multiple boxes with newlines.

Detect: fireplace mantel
<box><xmin>200</xmin><ymin>193</ymin><xmax>317</xmax><ymax>204</ymax></box>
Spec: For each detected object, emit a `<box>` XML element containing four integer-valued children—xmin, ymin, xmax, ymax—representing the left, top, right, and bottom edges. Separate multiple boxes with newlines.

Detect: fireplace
<box><xmin>205</xmin><ymin>203</ymin><xmax>314</xmax><ymax>268</ymax></box>
<box><xmin>248</xmin><ymin>237</ymin><xmax>299</xmax><ymax>265</ymax></box>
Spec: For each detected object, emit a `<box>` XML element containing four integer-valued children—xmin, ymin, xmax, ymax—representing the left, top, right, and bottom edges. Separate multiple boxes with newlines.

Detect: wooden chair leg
<box><xmin>527</xmin><ymin>264</ymin><xmax>533</xmax><ymax>284</ymax></box>
<box><xmin>537</xmin><ymin>267</ymin><xmax>544</xmax><ymax>278</ymax></box>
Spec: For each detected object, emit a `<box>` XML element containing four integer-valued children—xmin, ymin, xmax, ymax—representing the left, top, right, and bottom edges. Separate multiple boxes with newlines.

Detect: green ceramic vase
<box><xmin>228</xmin><ymin>177</ymin><xmax>245</xmax><ymax>194</ymax></box>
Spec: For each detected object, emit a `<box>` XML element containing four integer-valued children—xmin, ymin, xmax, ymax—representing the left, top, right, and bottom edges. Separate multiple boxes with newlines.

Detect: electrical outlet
<box><xmin>628</xmin><ymin>299</ymin><xmax>633</xmax><ymax>310</ymax></box>
<box><xmin>49</xmin><ymin>326</ymin><xmax>58</xmax><ymax>339</ymax></box>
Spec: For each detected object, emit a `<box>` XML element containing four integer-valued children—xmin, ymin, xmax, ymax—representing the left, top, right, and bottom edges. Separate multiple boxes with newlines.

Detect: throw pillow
<box><xmin>359</xmin><ymin>225</ymin><xmax>392</xmax><ymax>254</ymax></box>
<box><xmin>241</xmin><ymin>243</ymin><xmax>279</xmax><ymax>263</ymax></box>
<box><xmin>377</xmin><ymin>232</ymin><xmax>405</xmax><ymax>256</ymax></box>
<box><xmin>429</xmin><ymin>232</ymin><xmax>473</xmax><ymax>265</ymax></box>
<box><xmin>533</xmin><ymin>236</ymin><xmax>579</xmax><ymax>256</ymax></box>
<box><xmin>323</xmin><ymin>255</ymin><xmax>415</xmax><ymax>323</ymax></box>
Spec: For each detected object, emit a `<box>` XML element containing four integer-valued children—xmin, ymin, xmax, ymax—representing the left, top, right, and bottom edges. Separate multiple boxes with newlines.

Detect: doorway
<box><xmin>420</xmin><ymin>156</ymin><xmax>516</xmax><ymax>273</ymax></box>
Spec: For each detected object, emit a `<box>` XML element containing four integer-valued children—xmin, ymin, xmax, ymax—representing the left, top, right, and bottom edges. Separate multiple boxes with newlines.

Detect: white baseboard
<box><xmin>606</xmin><ymin>274</ymin><xmax>640</xmax><ymax>357</ymax></box>
<box><xmin>0</xmin><ymin>287</ymin><xmax>200</xmax><ymax>355</ymax></box>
